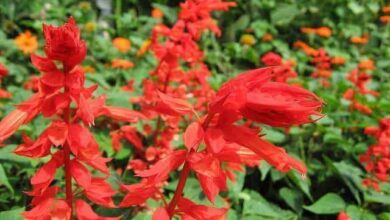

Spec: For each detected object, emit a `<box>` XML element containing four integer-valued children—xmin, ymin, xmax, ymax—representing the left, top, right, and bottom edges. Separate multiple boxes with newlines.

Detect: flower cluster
<box><xmin>0</xmin><ymin>17</ymin><xmax>143</xmax><ymax>219</ymax></box>
<box><xmin>310</xmin><ymin>48</ymin><xmax>333</xmax><ymax>87</ymax></box>
<box><xmin>343</xmin><ymin>62</ymin><xmax>379</xmax><ymax>115</ymax></box>
<box><xmin>119</xmin><ymin>65</ymin><xmax>323</xmax><ymax>219</ymax></box>
<box><xmin>111</xmin><ymin>0</ymin><xmax>237</xmax><ymax>175</ymax></box>
<box><xmin>359</xmin><ymin>117</ymin><xmax>390</xmax><ymax>191</ymax></box>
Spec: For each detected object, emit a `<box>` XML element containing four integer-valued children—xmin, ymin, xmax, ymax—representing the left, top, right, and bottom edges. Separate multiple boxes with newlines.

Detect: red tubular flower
<box><xmin>43</xmin><ymin>17</ymin><xmax>86</xmax><ymax>71</ymax></box>
<box><xmin>0</xmin><ymin>17</ymin><xmax>143</xmax><ymax>219</ymax></box>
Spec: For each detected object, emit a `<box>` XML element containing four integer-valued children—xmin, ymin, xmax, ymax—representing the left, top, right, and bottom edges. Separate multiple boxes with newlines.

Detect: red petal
<box><xmin>205</xmin><ymin>128</ymin><xmax>226</xmax><ymax>154</ymax></box>
<box><xmin>30</xmin><ymin>54</ymin><xmax>58</xmax><ymax>73</ymax></box>
<box><xmin>221</xmin><ymin>124</ymin><xmax>307</xmax><ymax>174</ymax></box>
<box><xmin>136</xmin><ymin>150</ymin><xmax>187</xmax><ymax>182</ymax></box>
<box><xmin>189</xmin><ymin>153</ymin><xmax>221</xmax><ymax>178</ymax></box>
<box><xmin>41</xmin><ymin>71</ymin><xmax>65</xmax><ymax>88</ymax></box>
<box><xmin>46</xmin><ymin>121</ymin><xmax>68</xmax><ymax>146</ymax></box>
<box><xmin>152</xmin><ymin>208</ymin><xmax>170</xmax><ymax>220</ymax></box>
<box><xmin>76</xmin><ymin>199</ymin><xmax>120</xmax><ymax>220</ymax></box>
<box><xmin>183</xmin><ymin>121</ymin><xmax>204</xmax><ymax>150</ymax></box>
<box><xmin>70</xmin><ymin>159</ymin><xmax>92</xmax><ymax>188</ymax></box>
<box><xmin>156</xmin><ymin>91</ymin><xmax>194</xmax><ymax>115</ymax></box>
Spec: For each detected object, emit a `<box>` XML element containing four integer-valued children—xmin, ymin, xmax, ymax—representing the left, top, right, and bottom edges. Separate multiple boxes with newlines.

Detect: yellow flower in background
<box><xmin>111</xmin><ymin>59</ymin><xmax>134</xmax><ymax>69</ymax></box>
<box><xmin>240</xmin><ymin>34</ymin><xmax>256</xmax><ymax>46</ymax></box>
<box><xmin>84</xmin><ymin>22</ymin><xmax>97</xmax><ymax>32</ymax></box>
<box><xmin>14</xmin><ymin>31</ymin><xmax>38</xmax><ymax>54</ymax></box>
<box><xmin>82</xmin><ymin>65</ymin><xmax>96</xmax><ymax>73</ymax></box>
<box><xmin>136</xmin><ymin>39</ymin><xmax>152</xmax><ymax>57</ymax></box>
<box><xmin>113</xmin><ymin>37</ymin><xmax>131</xmax><ymax>53</ymax></box>
<box><xmin>79</xmin><ymin>1</ymin><xmax>91</xmax><ymax>11</ymax></box>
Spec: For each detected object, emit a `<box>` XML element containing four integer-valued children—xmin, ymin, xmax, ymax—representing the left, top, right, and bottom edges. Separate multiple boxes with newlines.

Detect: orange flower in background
<box><xmin>301</xmin><ymin>27</ymin><xmax>332</xmax><ymax>37</ymax></box>
<box><xmin>82</xmin><ymin>65</ymin><xmax>96</xmax><ymax>73</ymax></box>
<box><xmin>113</xmin><ymin>37</ymin><xmax>131</xmax><ymax>53</ymax></box>
<box><xmin>301</xmin><ymin>27</ymin><xmax>316</xmax><ymax>34</ymax></box>
<box><xmin>14</xmin><ymin>31</ymin><xmax>38</xmax><ymax>54</ymax></box>
<box><xmin>331</xmin><ymin>56</ymin><xmax>346</xmax><ymax>65</ymax></box>
<box><xmin>383</xmin><ymin>6</ymin><xmax>390</xmax><ymax>13</ymax></box>
<box><xmin>380</xmin><ymin>16</ymin><xmax>390</xmax><ymax>23</ymax></box>
<box><xmin>350</xmin><ymin>34</ymin><xmax>369</xmax><ymax>44</ymax></box>
<box><xmin>315</xmin><ymin>27</ymin><xmax>332</xmax><ymax>37</ymax></box>
<box><xmin>358</xmin><ymin>59</ymin><xmax>375</xmax><ymax>70</ymax></box>
<box><xmin>111</xmin><ymin>59</ymin><xmax>134</xmax><ymax>69</ymax></box>
<box><xmin>136</xmin><ymin>39</ymin><xmax>152</xmax><ymax>57</ymax></box>
<box><xmin>152</xmin><ymin>8</ymin><xmax>164</xmax><ymax>19</ymax></box>
<box><xmin>240</xmin><ymin>34</ymin><xmax>256</xmax><ymax>46</ymax></box>
<box><xmin>262</xmin><ymin>33</ymin><xmax>273</xmax><ymax>42</ymax></box>
<box><xmin>293</xmin><ymin>41</ymin><xmax>318</xmax><ymax>56</ymax></box>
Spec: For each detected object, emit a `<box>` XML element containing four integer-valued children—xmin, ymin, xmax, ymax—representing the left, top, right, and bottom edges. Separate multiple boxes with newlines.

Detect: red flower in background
<box><xmin>360</xmin><ymin>117</ymin><xmax>390</xmax><ymax>190</ymax></box>
<box><xmin>343</xmin><ymin>63</ymin><xmax>378</xmax><ymax>115</ymax></box>
<box><xmin>0</xmin><ymin>17</ymin><xmax>144</xmax><ymax>219</ymax></box>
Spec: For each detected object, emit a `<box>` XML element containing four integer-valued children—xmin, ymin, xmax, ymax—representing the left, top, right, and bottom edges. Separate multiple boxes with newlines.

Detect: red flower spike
<box><xmin>0</xmin><ymin>17</ymin><xmax>136</xmax><ymax>218</ymax></box>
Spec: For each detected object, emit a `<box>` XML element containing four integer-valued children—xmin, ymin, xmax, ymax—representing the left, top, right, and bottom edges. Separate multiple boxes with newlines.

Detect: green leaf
<box><xmin>364</xmin><ymin>191</ymin><xmax>390</xmax><ymax>205</ymax></box>
<box><xmin>243</xmin><ymin>190</ymin><xmax>297</xmax><ymax>219</ymax></box>
<box><xmin>258</xmin><ymin>161</ymin><xmax>271</xmax><ymax>181</ymax></box>
<box><xmin>287</xmin><ymin>171</ymin><xmax>312</xmax><ymax>201</ymax></box>
<box><xmin>0</xmin><ymin>207</ymin><xmax>24</xmax><ymax>220</ymax></box>
<box><xmin>279</xmin><ymin>187</ymin><xmax>303</xmax><ymax>213</ymax></box>
<box><xmin>0</xmin><ymin>164</ymin><xmax>14</xmax><ymax>195</ymax></box>
<box><xmin>271</xmin><ymin>4</ymin><xmax>300</xmax><ymax>26</ymax></box>
<box><xmin>332</xmin><ymin>161</ymin><xmax>363</xmax><ymax>204</ymax></box>
<box><xmin>303</xmin><ymin>193</ymin><xmax>346</xmax><ymax>214</ymax></box>
<box><xmin>348</xmin><ymin>2</ymin><xmax>364</xmax><ymax>14</ymax></box>
<box><xmin>263</xmin><ymin>127</ymin><xmax>286</xmax><ymax>144</ymax></box>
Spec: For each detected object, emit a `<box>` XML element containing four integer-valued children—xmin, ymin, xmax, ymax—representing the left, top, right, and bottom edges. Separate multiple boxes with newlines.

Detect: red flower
<box><xmin>0</xmin><ymin>63</ymin><xmax>8</xmax><ymax>76</ymax></box>
<box><xmin>261</xmin><ymin>52</ymin><xmax>282</xmax><ymax>66</ymax></box>
<box><xmin>43</xmin><ymin>17</ymin><xmax>86</xmax><ymax>70</ymax></box>
<box><xmin>337</xmin><ymin>211</ymin><xmax>350</xmax><ymax>220</ymax></box>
